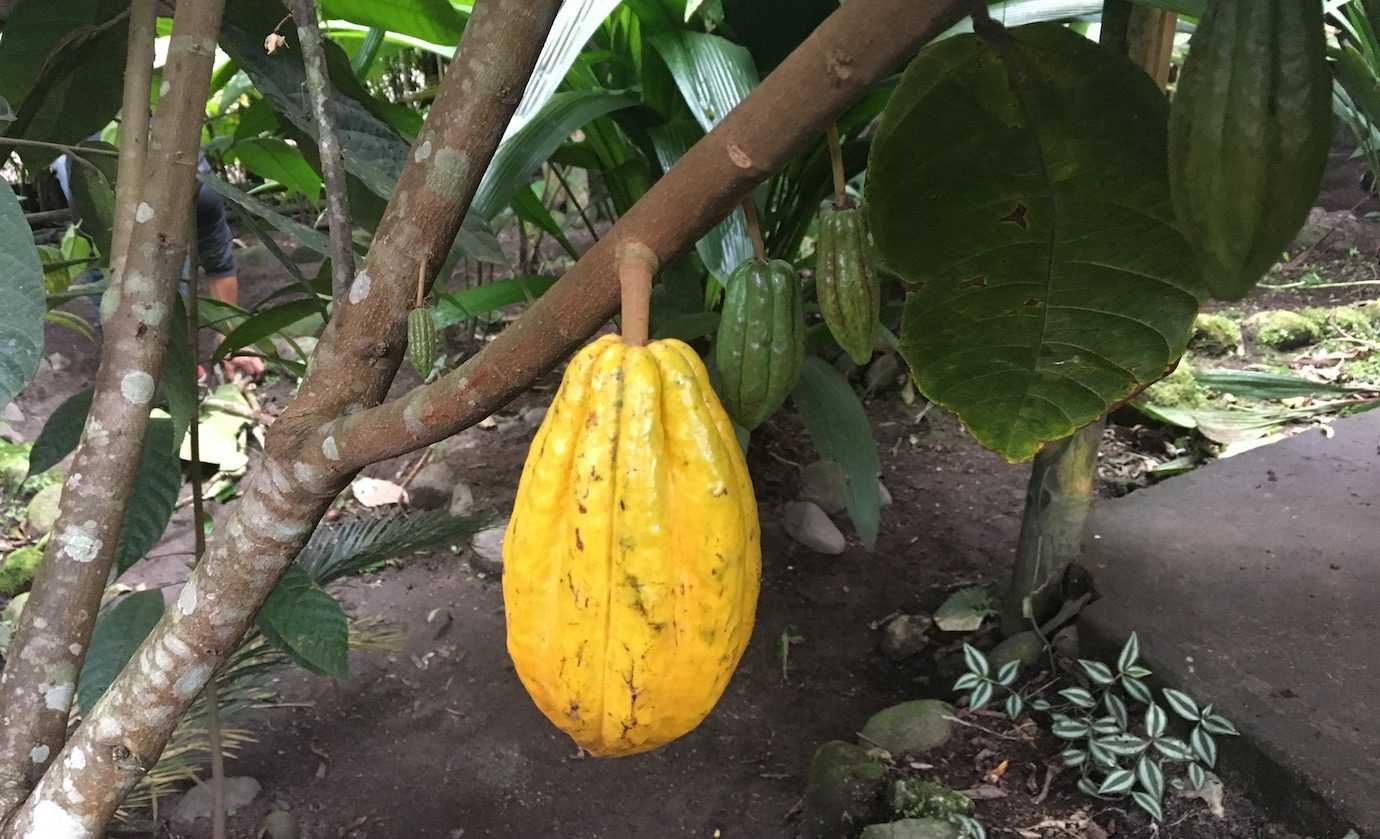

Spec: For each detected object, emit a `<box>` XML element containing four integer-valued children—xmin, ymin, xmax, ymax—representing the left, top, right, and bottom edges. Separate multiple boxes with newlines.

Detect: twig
<box><xmin>290</xmin><ymin>0</ymin><xmax>355</xmax><ymax>303</ymax></box>
<box><xmin>826</xmin><ymin>124</ymin><xmax>847</xmax><ymax>209</ymax></box>
<box><xmin>397</xmin><ymin>449</ymin><xmax>432</xmax><ymax>490</ymax></box>
<box><xmin>1260</xmin><ymin>278</ymin><xmax>1380</xmax><ymax>291</ymax></box>
<box><xmin>552</xmin><ymin>164</ymin><xmax>599</xmax><ymax>244</ymax></box>
<box><xmin>942</xmin><ymin>714</ymin><xmax>1030</xmax><ymax>742</ymax></box>
<box><xmin>742</xmin><ymin>198</ymin><xmax>766</xmax><ymax>261</ymax></box>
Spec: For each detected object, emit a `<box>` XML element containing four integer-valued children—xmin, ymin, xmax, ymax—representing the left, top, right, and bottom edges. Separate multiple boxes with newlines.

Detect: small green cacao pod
<box><xmin>1168</xmin><ymin>0</ymin><xmax>1331</xmax><ymax>300</ymax></box>
<box><xmin>816</xmin><ymin>201</ymin><xmax>880</xmax><ymax>365</ymax></box>
<box><xmin>407</xmin><ymin>307</ymin><xmax>438</xmax><ymax>377</ymax></box>
<box><xmin>715</xmin><ymin>258</ymin><xmax>805</xmax><ymax>430</ymax></box>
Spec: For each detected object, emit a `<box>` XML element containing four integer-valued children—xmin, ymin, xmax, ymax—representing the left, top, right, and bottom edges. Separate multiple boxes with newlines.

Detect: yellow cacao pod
<box><xmin>503</xmin><ymin>334</ymin><xmax>761</xmax><ymax>757</ymax></box>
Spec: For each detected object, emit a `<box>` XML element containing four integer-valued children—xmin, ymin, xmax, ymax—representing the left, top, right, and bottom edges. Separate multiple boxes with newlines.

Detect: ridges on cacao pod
<box><xmin>816</xmin><ymin>199</ymin><xmax>880</xmax><ymax>365</ymax></box>
<box><xmin>407</xmin><ymin>306</ymin><xmax>437</xmax><ymax>377</ymax></box>
<box><xmin>1168</xmin><ymin>0</ymin><xmax>1331</xmax><ymax>300</ymax></box>
<box><xmin>714</xmin><ymin>258</ymin><xmax>805</xmax><ymax>430</ymax></box>
<box><xmin>503</xmin><ymin>334</ymin><xmax>761</xmax><ymax>756</ymax></box>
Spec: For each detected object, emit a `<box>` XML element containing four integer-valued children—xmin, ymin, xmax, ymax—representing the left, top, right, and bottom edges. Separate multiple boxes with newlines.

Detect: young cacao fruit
<box><xmin>816</xmin><ymin>200</ymin><xmax>880</xmax><ymax>364</ymax></box>
<box><xmin>1168</xmin><ymin>0</ymin><xmax>1331</xmax><ymax>300</ymax></box>
<box><xmin>407</xmin><ymin>307</ymin><xmax>437</xmax><ymax>377</ymax></box>
<box><xmin>503</xmin><ymin>334</ymin><xmax>761</xmax><ymax>757</ymax></box>
<box><xmin>714</xmin><ymin>258</ymin><xmax>805</xmax><ymax>430</ymax></box>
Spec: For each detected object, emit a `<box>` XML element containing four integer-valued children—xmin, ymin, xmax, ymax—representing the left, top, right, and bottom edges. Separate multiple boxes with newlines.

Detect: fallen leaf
<box><xmin>1177</xmin><ymin>771</ymin><xmax>1226</xmax><ymax>818</ymax></box>
<box><xmin>352</xmin><ymin>477</ymin><xmax>407</xmax><ymax>508</ymax></box>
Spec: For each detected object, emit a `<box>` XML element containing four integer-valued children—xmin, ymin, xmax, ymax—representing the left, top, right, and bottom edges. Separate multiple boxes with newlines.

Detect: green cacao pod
<box><xmin>815</xmin><ymin>201</ymin><xmax>880</xmax><ymax>365</ymax></box>
<box><xmin>407</xmin><ymin>307</ymin><xmax>438</xmax><ymax>377</ymax></box>
<box><xmin>1168</xmin><ymin>0</ymin><xmax>1331</xmax><ymax>300</ymax></box>
<box><xmin>715</xmin><ymin>258</ymin><xmax>805</xmax><ymax>430</ymax></box>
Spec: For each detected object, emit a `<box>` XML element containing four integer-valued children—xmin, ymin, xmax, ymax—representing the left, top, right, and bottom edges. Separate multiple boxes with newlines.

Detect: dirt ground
<box><xmin>8</xmin><ymin>152</ymin><xmax>1378</xmax><ymax>838</ymax></box>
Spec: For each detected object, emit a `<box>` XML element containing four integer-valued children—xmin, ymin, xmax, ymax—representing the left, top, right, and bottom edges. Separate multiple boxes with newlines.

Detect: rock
<box><xmin>879</xmin><ymin>614</ymin><xmax>931</xmax><ymax>661</ymax></box>
<box><xmin>469</xmin><ymin>522</ymin><xmax>507</xmax><ymax>575</ymax></box>
<box><xmin>257</xmin><ymin>809</ymin><xmax>301</xmax><ymax>839</ymax></box>
<box><xmin>24</xmin><ymin>484</ymin><xmax>63</xmax><ymax>536</ymax></box>
<box><xmin>518</xmin><ymin>405</ymin><xmax>548</xmax><ymax>429</ymax></box>
<box><xmin>1143</xmin><ymin>360</ymin><xmax>1205</xmax><ymax>410</ymax></box>
<box><xmin>877</xmin><ymin>479</ymin><xmax>893</xmax><ymax>507</ymax></box>
<box><xmin>1246</xmin><ymin>310</ymin><xmax>1322</xmax><ymax>350</ymax></box>
<box><xmin>172</xmin><ymin>776</ymin><xmax>262</xmax><ymax>823</ymax></box>
<box><xmin>859</xmin><ymin>700</ymin><xmax>954</xmax><ymax>756</ymax></box>
<box><xmin>865</xmin><ymin>352</ymin><xmax>902</xmax><ymax>395</ymax></box>
<box><xmin>408</xmin><ymin>462</ymin><xmax>456</xmax><ymax>510</ymax></box>
<box><xmin>0</xmin><ymin>545</ymin><xmax>44</xmax><ymax>598</ymax></box>
<box><xmin>890</xmin><ymin>779</ymin><xmax>973</xmax><ymax>819</ymax></box>
<box><xmin>2</xmin><ymin>593</ymin><xmax>28</xmax><ymax>625</ymax></box>
<box><xmin>783</xmin><ymin>501</ymin><xmax>847</xmax><ymax>555</ymax></box>
<box><xmin>989</xmin><ymin>630</ymin><xmax>1045</xmax><ymax>674</ymax></box>
<box><xmin>2</xmin><ymin>402</ymin><xmax>24</xmax><ymax>424</ymax></box>
<box><xmin>1190</xmin><ymin>313</ymin><xmax>1241</xmax><ymax>355</ymax></box>
<box><xmin>801</xmin><ymin>460</ymin><xmax>848</xmax><ymax>514</ymax></box>
<box><xmin>859</xmin><ymin>818</ymin><xmax>961</xmax><ymax>839</ymax></box>
<box><xmin>448</xmin><ymin>481</ymin><xmax>476</xmax><ymax>517</ymax></box>
<box><xmin>799</xmin><ymin>740</ymin><xmax>887</xmax><ymax>839</ymax></box>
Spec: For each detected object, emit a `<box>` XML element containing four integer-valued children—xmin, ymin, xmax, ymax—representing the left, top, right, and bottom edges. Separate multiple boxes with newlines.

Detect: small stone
<box><xmin>2</xmin><ymin>402</ymin><xmax>24</xmax><ymax>424</ymax></box>
<box><xmin>257</xmin><ymin>810</ymin><xmax>300</xmax><ymax>839</ymax></box>
<box><xmin>783</xmin><ymin>501</ymin><xmax>847</xmax><ymax>555</ymax></box>
<box><xmin>859</xmin><ymin>818</ymin><xmax>961</xmax><ymax>839</ymax></box>
<box><xmin>879</xmin><ymin>614</ymin><xmax>931</xmax><ymax>661</ymax></box>
<box><xmin>988</xmin><ymin>630</ymin><xmax>1045</xmax><ymax>674</ymax></box>
<box><xmin>469</xmin><ymin>523</ymin><xmax>506</xmax><ymax>575</ymax></box>
<box><xmin>865</xmin><ymin>352</ymin><xmax>902</xmax><ymax>396</ymax></box>
<box><xmin>859</xmin><ymin>700</ymin><xmax>955</xmax><ymax>756</ymax></box>
<box><xmin>801</xmin><ymin>460</ymin><xmax>848</xmax><ymax>514</ymax></box>
<box><xmin>519</xmin><ymin>405</ymin><xmax>548</xmax><ymax>429</ymax></box>
<box><xmin>449</xmin><ymin>481</ymin><xmax>476</xmax><ymax>517</ymax></box>
<box><xmin>172</xmin><ymin>776</ymin><xmax>261</xmax><ymax>823</ymax></box>
<box><xmin>877</xmin><ymin>480</ymin><xmax>893</xmax><ymax>508</ymax></box>
<box><xmin>408</xmin><ymin>462</ymin><xmax>456</xmax><ymax>510</ymax></box>
<box><xmin>25</xmin><ymin>484</ymin><xmax>63</xmax><ymax>536</ymax></box>
<box><xmin>1053</xmin><ymin>625</ymin><xmax>1079</xmax><ymax>660</ymax></box>
<box><xmin>800</xmin><ymin>741</ymin><xmax>888</xmax><ymax>839</ymax></box>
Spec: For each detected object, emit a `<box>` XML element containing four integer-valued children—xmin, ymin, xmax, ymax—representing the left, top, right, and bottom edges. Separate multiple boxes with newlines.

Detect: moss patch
<box><xmin>1190</xmin><ymin>313</ymin><xmax>1241</xmax><ymax>355</ymax></box>
<box><xmin>1144</xmin><ymin>360</ymin><xmax>1206</xmax><ymax>409</ymax></box>
<box><xmin>0</xmin><ymin>544</ymin><xmax>44</xmax><ymax>597</ymax></box>
<box><xmin>1246</xmin><ymin>310</ymin><xmax>1323</xmax><ymax>350</ymax></box>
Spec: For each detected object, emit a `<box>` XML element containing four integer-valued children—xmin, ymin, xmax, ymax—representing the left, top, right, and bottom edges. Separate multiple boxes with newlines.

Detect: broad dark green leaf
<box><xmin>0</xmin><ymin>183</ymin><xmax>46</xmax><ymax>410</ymax></box>
<box><xmin>432</xmin><ymin>276</ymin><xmax>558</xmax><ymax>329</ymax></box>
<box><xmin>212</xmin><ymin>299</ymin><xmax>322</xmax><ymax>364</ymax></box>
<box><xmin>258</xmin><ymin>565</ymin><xmax>350</xmax><ymax>678</ymax></box>
<box><xmin>199</xmin><ymin>174</ymin><xmax>331</xmax><ymax>257</ymax></box>
<box><xmin>28</xmin><ymin>389</ymin><xmax>93</xmax><ymax>476</ymax></box>
<box><xmin>76</xmin><ymin>590</ymin><xmax>165</xmax><ymax>714</ymax></box>
<box><xmin>472</xmin><ymin>91</ymin><xmax>637</xmax><ymax>220</ymax></box>
<box><xmin>66</xmin><ymin>142</ymin><xmax>119</xmax><ymax>259</ymax></box>
<box><xmin>0</xmin><ymin>0</ymin><xmax>127</xmax><ymax>163</ymax></box>
<box><xmin>650</xmin><ymin>30</ymin><xmax>758</xmax><ymax>133</ymax></box>
<box><xmin>319</xmin><ymin>0</ymin><xmax>466</xmax><ymax>46</ymax></box>
<box><xmin>115</xmin><ymin>418</ymin><xmax>182</xmax><ymax>572</ymax></box>
<box><xmin>871</xmin><ymin>25</ymin><xmax>1204</xmax><ymax>461</ymax></box>
<box><xmin>791</xmin><ymin>356</ymin><xmax>881</xmax><ymax>548</ymax></box>
<box><xmin>162</xmin><ymin>296</ymin><xmax>198</xmax><ymax>453</ymax></box>
<box><xmin>231</xmin><ymin>137</ymin><xmax>324</xmax><ymax>203</ymax></box>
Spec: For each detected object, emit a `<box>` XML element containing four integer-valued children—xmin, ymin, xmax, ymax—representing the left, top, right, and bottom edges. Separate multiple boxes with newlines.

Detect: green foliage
<box><xmin>955</xmin><ymin>632</ymin><xmax>1239</xmax><ymax>823</ymax></box>
<box><xmin>293</xmin><ymin>508</ymin><xmax>487</xmax><ymax>586</ymax></box>
<box><xmin>230</xmin><ymin>137</ymin><xmax>324</xmax><ymax>203</ymax></box>
<box><xmin>27</xmin><ymin>389</ymin><xmax>94</xmax><ymax>477</ymax></box>
<box><xmin>113</xmin><ymin>419</ymin><xmax>182</xmax><ymax>572</ymax></box>
<box><xmin>77</xmin><ymin>590</ymin><xmax>165</xmax><ymax>714</ymax></box>
<box><xmin>66</xmin><ymin>142</ymin><xmax>120</xmax><ymax>259</ymax></box>
<box><xmin>1245</xmin><ymin>310</ymin><xmax>1322</xmax><ymax>351</ymax></box>
<box><xmin>0</xmin><ymin>544</ymin><xmax>44</xmax><ymax>598</ymax></box>
<box><xmin>0</xmin><ymin>183</ymin><xmax>45</xmax><ymax>411</ymax></box>
<box><xmin>792</xmin><ymin>357</ymin><xmax>881</xmax><ymax>548</ymax></box>
<box><xmin>318</xmin><ymin>0</ymin><xmax>467</xmax><ymax>46</ymax></box>
<box><xmin>870</xmin><ymin>24</ymin><xmax>1204</xmax><ymax>462</ymax></box>
<box><xmin>1142</xmin><ymin>361</ymin><xmax>1205</xmax><ymax>410</ymax></box>
<box><xmin>1189</xmin><ymin>313</ymin><xmax>1241</xmax><ymax>356</ymax></box>
<box><xmin>258</xmin><ymin>565</ymin><xmax>350</xmax><ymax>678</ymax></box>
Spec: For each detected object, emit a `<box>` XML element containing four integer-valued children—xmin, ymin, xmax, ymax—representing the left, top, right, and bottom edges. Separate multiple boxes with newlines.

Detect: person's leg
<box><xmin>195</xmin><ymin>180</ymin><xmax>264</xmax><ymax>380</ymax></box>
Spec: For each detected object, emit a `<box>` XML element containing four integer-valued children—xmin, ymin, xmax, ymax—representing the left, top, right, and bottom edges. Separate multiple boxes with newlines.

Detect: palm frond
<box><xmin>296</xmin><ymin>509</ymin><xmax>490</xmax><ymax>587</ymax></box>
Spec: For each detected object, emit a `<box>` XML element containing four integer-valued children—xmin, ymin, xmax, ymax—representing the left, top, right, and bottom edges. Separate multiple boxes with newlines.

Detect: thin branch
<box><xmin>742</xmin><ymin>198</ymin><xmax>766</xmax><ymax>261</ymax></box>
<box><xmin>552</xmin><ymin>163</ymin><xmax>599</xmax><ymax>244</ymax></box>
<box><xmin>289</xmin><ymin>0</ymin><xmax>356</xmax><ymax>303</ymax></box>
<box><xmin>0</xmin><ymin>0</ymin><xmax>230</xmax><ymax>826</ymax></box>
<box><xmin>110</xmin><ymin>0</ymin><xmax>157</xmax><ymax>281</ymax></box>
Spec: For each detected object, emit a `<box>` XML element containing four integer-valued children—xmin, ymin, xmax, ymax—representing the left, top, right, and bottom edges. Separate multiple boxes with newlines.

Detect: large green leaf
<box><xmin>869</xmin><ymin>24</ymin><xmax>1204</xmax><ymax>462</ymax></box>
<box><xmin>791</xmin><ymin>357</ymin><xmax>881</xmax><ymax>548</ymax></box>
<box><xmin>66</xmin><ymin>142</ymin><xmax>119</xmax><ymax>259</ymax></box>
<box><xmin>0</xmin><ymin>183</ymin><xmax>45</xmax><ymax>410</ymax></box>
<box><xmin>27</xmin><ymin>389</ymin><xmax>93</xmax><ymax>476</ymax></box>
<box><xmin>115</xmin><ymin>418</ymin><xmax>182</xmax><ymax>572</ymax></box>
<box><xmin>76</xmin><ymin>590</ymin><xmax>165</xmax><ymax>714</ymax></box>
<box><xmin>319</xmin><ymin>0</ymin><xmax>466</xmax><ymax>46</ymax></box>
<box><xmin>322</xmin><ymin>21</ymin><xmax>457</xmax><ymax>60</ymax></box>
<box><xmin>258</xmin><ymin>565</ymin><xmax>350</xmax><ymax>678</ymax></box>
<box><xmin>211</xmin><ymin>299</ymin><xmax>322</xmax><ymax>364</ymax></box>
<box><xmin>162</xmin><ymin>296</ymin><xmax>198</xmax><ymax>453</ymax></box>
<box><xmin>432</xmin><ymin>275</ymin><xmax>558</xmax><ymax>329</ymax></box>
<box><xmin>231</xmin><ymin>137</ymin><xmax>324</xmax><ymax>203</ymax></box>
<box><xmin>0</xmin><ymin>0</ymin><xmax>127</xmax><ymax>163</ymax></box>
<box><xmin>472</xmin><ymin>90</ymin><xmax>637</xmax><ymax>220</ymax></box>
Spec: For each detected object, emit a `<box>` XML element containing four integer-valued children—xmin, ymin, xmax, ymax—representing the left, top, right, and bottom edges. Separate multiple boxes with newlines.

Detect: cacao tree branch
<box><xmin>109</xmin><ymin>0</ymin><xmax>157</xmax><ymax>281</ymax></box>
<box><xmin>288</xmin><ymin>0</ymin><xmax>356</xmax><ymax>302</ymax></box>
<box><xmin>322</xmin><ymin>0</ymin><xmax>972</xmax><ymax>472</ymax></box>
<box><xmin>0</xmin><ymin>2</ymin><xmax>561</xmax><ymax>834</ymax></box>
<box><xmin>0</xmin><ymin>0</ymin><xmax>225</xmax><ymax>821</ymax></box>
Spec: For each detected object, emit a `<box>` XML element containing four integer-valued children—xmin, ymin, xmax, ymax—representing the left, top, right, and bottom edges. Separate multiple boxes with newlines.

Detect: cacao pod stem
<box><xmin>617</xmin><ymin>241</ymin><xmax>658</xmax><ymax>347</ymax></box>
<box><xmin>827</xmin><ymin>124</ymin><xmax>846</xmax><ymax>210</ymax></box>
<box><xmin>742</xmin><ymin>198</ymin><xmax>766</xmax><ymax>261</ymax></box>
